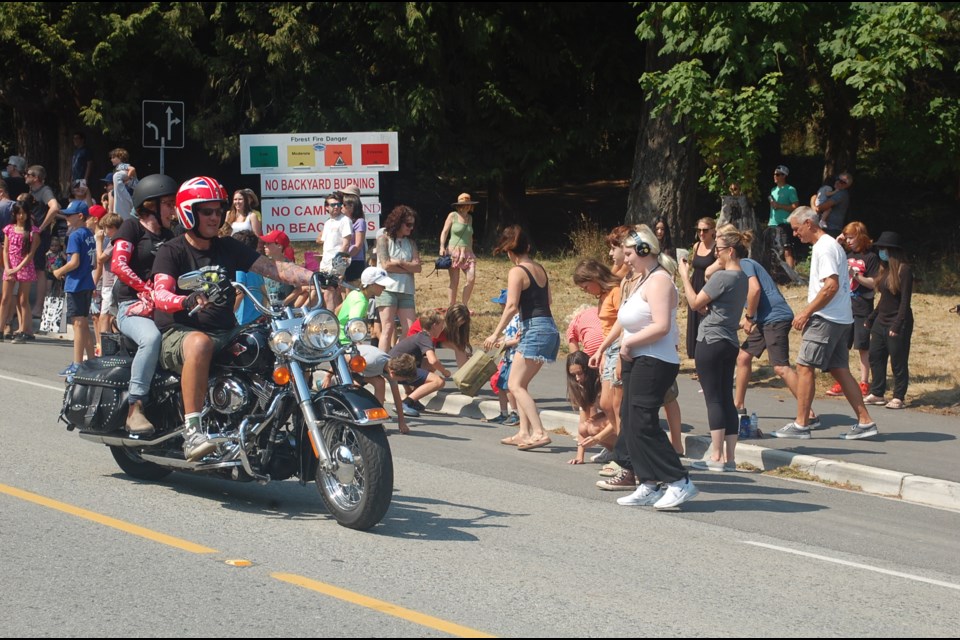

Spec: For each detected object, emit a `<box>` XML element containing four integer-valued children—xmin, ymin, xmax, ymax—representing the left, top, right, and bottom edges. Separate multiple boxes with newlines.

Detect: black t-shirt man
<box><xmin>151</xmin><ymin>234</ymin><xmax>260</xmax><ymax>332</ymax></box>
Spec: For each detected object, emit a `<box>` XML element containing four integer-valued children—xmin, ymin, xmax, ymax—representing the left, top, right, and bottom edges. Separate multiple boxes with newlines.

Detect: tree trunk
<box><xmin>479</xmin><ymin>171</ymin><xmax>526</xmax><ymax>251</ymax></box>
<box><xmin>818</xmin><ymin>73</ymin><xmax>859</xmax><ymax>182</ymax></box>
<box><xmin>625</xmin><ymin>44</ymin><xmax>699</xmax><ymax>248</ymax></box>
<box><xmin>13</xmin><ymin>108</ymin><xmax>61</xmax><ymax>196</ymax></box>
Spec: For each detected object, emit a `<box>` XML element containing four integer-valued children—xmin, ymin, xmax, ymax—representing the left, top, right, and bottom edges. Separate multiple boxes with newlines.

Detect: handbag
<box><xmin>452</xmin><ymin>345</ymin><xmax>504</xmax><ymax>397</ymax></box>
<box><xmin>426</xmin><ymin>255</ymin><xmax>453</xmax><ymax>277</ymax></box>
<box><xmin>39</xmin><ymin>293</ymin><xmax>67</xmax><ymax>334</ymax></box>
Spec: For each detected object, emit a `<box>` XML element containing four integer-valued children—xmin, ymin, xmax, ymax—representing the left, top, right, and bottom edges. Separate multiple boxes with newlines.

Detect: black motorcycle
<box><xmin>60</xmin><ymin>265</ymin><xmax>393</xmax><ymax>531</ymax></box>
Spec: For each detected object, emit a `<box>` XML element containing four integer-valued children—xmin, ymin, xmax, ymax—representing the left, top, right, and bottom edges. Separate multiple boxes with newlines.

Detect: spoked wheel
<box><xmin>315</xmin><ymin>419</ymin><xmax>393</xmax><ymax>531</ymax></box>
<box><xmin>109</xmin><ymin>446</ymin><xmax>172</xmax><ymax>481</ymax></box>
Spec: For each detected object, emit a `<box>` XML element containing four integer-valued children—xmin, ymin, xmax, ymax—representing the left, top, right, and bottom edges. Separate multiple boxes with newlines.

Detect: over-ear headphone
<box><xmin>628</xmin><ymin>230</ymin><xmax>652</xmax><ymax>257</ymax></box>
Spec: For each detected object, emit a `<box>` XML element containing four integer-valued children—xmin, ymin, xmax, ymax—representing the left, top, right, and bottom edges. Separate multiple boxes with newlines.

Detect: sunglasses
<box><xmin>696</xmin><ymin>228</ymin><xmax>712</xmax><ymax>233</ymax></box>
<box><xmin>25</xmin><ymin>172</ymin><xmax>39</xmax><ymax>178</ymax></box>
<box><xmin>714</xmin><ymin>244</ymin><xmax>731</xmax><ymax>254</ymax></box>
<box><xmin>402</xmin><ymin>221</ymin><xmax>415</xmax><ymax>228</ymax></box>
<box><xmin>774</xmin><ymin>172</ymin><xmax>785</xmax><ymax>176</ymax></box>
<box><xmin>195</xmin><ymin>207</ymin><xmax>223</xmax><ymax>217</ymax></box>
<box><xmin>326</xmin><ymin>202</ymin><xmax>342</xmax><ymax>208</ymax></box>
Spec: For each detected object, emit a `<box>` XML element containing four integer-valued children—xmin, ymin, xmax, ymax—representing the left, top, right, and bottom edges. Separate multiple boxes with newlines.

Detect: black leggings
<box><xmin>695</xmin><ymin>339</ymin><xmax>739</xmax><ymax>435</ymax></box>
<box><xmin>869</xmin><ymin>319</ymin><xmax>913</xmax><ymax>401</ymax></box>
<box><xmin>614</xmin><ymin>356</ymin><xmax>686</xmax><ymax>484</ymax></box>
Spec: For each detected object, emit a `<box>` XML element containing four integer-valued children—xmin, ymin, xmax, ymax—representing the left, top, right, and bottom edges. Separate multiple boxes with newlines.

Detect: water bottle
<box><xmin>739</xmin><ymin>414</ymin><xmax>751</xmax><ymax>439</ymax></box>
<box><xmin>749</xmin><ymin>412</ymin><xmax>759</xmax><ymax>438</ymax></box>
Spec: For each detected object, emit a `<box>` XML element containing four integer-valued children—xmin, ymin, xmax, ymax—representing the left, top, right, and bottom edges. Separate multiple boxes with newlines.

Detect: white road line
<box><xmin>745</xmin><ymin>541</ymin><xmax>960</xmax><ymax>591</ymax></box>
<box><xmin>0</xmin><ymin>374</ymin><xmax>63</xmax><ymax>393</ymax></box>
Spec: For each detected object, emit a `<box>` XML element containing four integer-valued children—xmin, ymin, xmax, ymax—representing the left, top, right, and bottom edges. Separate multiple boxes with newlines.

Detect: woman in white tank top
<box><xmin>607</xmin><ymin>225</ymin><xmax>698</xmax><ymax>510</ymax></box>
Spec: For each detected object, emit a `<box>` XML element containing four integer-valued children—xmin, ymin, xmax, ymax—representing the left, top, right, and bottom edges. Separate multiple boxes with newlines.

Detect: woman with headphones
<box><xmin>609</xmin><ymin>225</ymin><xmax>698</xmax><ymax>509</ymax></box>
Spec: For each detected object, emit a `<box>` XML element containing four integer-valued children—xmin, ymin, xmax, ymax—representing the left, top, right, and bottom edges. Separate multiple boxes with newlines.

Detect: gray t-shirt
<box><xmin>824</xmin><ymin>189</ymin><xmax>849</xmax><ymax>232</ymax></box>
<box><xmin>697</xmin><ymin>269</ymin><xmax>748</xmax><ymax>347</ymax></box>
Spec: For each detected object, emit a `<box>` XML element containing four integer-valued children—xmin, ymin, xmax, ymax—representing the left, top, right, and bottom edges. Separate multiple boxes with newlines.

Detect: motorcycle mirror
<box><xmin>177</xmin><ymin>271</ymin><xmax>206</xmax><ymax>291</ymax></box>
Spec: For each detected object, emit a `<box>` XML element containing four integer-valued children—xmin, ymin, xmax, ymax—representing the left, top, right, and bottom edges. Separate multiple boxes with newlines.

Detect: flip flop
<box><xmin>517</xmin><ymin>436</ymin><xmax>552</xmax><ymax>451</ymax></box>
<box><xmin>500</xmin><ymin>434</ymin><xmax>522</xmax><ymax>446</ymax></box>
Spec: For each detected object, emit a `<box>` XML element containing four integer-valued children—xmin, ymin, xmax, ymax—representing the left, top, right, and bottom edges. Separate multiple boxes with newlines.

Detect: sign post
<box><xmin>142</xmin><ymin>100</ymin><xmax>185</xmax><ymax>175</ymax></box>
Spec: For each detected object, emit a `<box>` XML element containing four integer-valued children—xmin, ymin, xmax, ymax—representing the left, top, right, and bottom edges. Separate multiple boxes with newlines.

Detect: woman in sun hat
<box><xmin>863</xmin><ymin>231</ymin><xmax>914</xmax><ymax>410</ymax></box>
<box><xmin>439</xmin><ymin>192</ymin><xmax>478</xmax><ymax>309</ymax></box>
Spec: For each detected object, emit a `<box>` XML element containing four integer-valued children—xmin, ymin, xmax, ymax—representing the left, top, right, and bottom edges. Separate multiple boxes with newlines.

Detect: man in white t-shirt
<box><xmin>315</xmin><ymin>193</ymin><xmax>353</xmax><ymax>309</ymax></box>
<box><xmin>771</xmin><ymin>206</ymin><xmax>877</xmax><ymax>440</ymax></box>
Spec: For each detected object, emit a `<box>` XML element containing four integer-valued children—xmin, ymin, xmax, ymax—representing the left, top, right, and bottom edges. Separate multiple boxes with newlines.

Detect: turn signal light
<box><xmin>365</xmin><ymin>407</ymin><xmax>389</xmax><ymax>421</ymax></box>
<box><xmin>273</xmin><ymin>366</ymin><xmax>291</xmax><ymax>385</ymax></box>
<box><xmin>349</xmin><ymin>355</ymin><xmax>367</xmax><ymax>374</ymax></box>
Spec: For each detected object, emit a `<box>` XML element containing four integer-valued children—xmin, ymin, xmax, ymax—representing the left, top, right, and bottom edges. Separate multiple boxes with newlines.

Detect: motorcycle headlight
<box><xmin>269</xmin><ymin>330</ymin><xmax>296</xmax><ymax>356</ymax></box>
<box><xmin>345</xmin><ymin>318</ymin><xmax>368</xmax><ymax>344</ymax></box>
<box><xmin>301</xmin><ymin>309</ymin><xmax>339</xmax><ymax>351</ymax></box>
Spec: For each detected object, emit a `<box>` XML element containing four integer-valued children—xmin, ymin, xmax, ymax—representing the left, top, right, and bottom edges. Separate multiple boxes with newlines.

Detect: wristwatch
<box><xmin>745</xmin><ymin>314</ymin><xmax>755</xmax><ymax>322</ymax></box>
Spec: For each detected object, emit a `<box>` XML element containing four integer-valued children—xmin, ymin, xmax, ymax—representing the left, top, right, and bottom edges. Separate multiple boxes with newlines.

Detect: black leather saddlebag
<box><xmin>60</xmin><ymin>356</ymin><xmax>133</xmax><ymax>432</ymax></box>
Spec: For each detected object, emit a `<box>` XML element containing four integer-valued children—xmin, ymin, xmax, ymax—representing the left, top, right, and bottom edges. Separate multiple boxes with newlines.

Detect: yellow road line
<box><xmin>0</xmin><ymin>483</ymin><xmax>217</xmax><ymax>554</ymax></box>
<box><xmin>272</xmin><ymin>572</ymin><xmax>495</xmax><ymax>638</ymax></box>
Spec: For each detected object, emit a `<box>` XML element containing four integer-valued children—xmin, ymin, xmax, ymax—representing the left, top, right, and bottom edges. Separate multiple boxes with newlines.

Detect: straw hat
<box><xmin>452</xmin><ymin>192</ymin><xmax>478</xmax><ymax>206</ymax></box>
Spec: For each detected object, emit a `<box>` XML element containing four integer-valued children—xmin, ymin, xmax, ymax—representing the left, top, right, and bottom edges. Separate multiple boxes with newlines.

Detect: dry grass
<box><xmin>291</xmin><ymin>242</ymin><xmax>960</xmax><ymax>415</ymax></box>
<box><xmin>765</xmin><ymin>465</ymin><xmax>863</xmax><ymax>492</ymax></box>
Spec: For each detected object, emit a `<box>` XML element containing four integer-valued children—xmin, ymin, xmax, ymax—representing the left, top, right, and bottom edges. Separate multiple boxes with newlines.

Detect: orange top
<box><xmin>597</xmin><ymin>285</ymin><xmax>622</xmax><ymax>336</ymax></box>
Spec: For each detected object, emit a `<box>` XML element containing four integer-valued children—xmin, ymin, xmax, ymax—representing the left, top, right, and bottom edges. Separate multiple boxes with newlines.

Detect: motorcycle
<box><xmin>59</xmin><ymin>259</ymin><xmax>394</xmax><ymax>531</ymax></box>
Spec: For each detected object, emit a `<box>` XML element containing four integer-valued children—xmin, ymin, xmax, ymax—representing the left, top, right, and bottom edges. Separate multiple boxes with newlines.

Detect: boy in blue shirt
<box><xmin>52</xmin><ymin>200</ymin><xmax>96</xmax><ymax>377</ymax></box>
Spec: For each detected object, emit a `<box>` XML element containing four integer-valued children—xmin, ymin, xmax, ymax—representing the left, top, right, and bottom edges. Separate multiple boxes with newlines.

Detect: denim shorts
<box><xmin>517</xmin><ymin>316</ymin><xmax>560</xmax><ymax>363</ymax></box>
<box><xmin>601</xmin><ymin>339</ymin><xmax>622</xmax><ymax>385</ymax></box>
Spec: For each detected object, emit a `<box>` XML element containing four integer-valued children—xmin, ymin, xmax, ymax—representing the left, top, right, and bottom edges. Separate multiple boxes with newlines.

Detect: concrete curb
<box><xmin>400</xmin><ymin>390</ymin><xmax>960</xmax><ymax>512</ymax></box>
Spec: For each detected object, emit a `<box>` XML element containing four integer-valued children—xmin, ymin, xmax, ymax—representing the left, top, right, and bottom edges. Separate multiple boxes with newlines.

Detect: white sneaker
<box><xmin>653</xmin><ymin>478</ymin><xmax>699</xmax><ymax>509</ymax></box>
<box><xmin>617</xmin><ymin>483</ymin><xmax>665</xmax><ymax>506</ymax></box>
<box><xmin>183</xmin><ymin>428</ymin><xmax>216</xmax><ymax>461</ymax></box>
<box><xmin>590</xmin><ymin>448</ymin><xmax>614</xmax><ymax>464</ymax></box>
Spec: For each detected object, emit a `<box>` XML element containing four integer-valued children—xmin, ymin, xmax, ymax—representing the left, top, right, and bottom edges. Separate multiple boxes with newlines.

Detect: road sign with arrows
<box><xmin>142</xmin><ymin>100</ymin><xmax>185</xmax><ymax>149</ymax></box>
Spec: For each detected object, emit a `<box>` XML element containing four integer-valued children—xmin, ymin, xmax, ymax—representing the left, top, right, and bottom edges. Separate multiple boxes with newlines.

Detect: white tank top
<box><xmin>617</xmin><ymin>269</ymin><xmax>680</xmax><ymax>364</ymax></box>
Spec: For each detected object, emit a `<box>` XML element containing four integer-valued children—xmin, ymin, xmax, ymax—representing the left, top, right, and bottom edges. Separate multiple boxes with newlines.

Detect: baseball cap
<box><xmin>100</xmin><ymin>172</ymin><xmax>114</xmax><ymax>184</ymax></box>
<box><xmin>6</xmin><ymin>156</ymin><xmax>26</xmax><ymax>173</ymax></box>
<box><xmin>88</xmin><ymin>204</ymin><xmax>107</xmax><ymax>219</ymax></box>
<box><xmin>491</xmin><ymin>288</ymin><xmax>508</xmax><ymax>304</ymax></box>
<box><xmin>774</xmin><ymin>165</ymin><xmax>789</xmax><ymax>176</ymax></box>
<box><xmin>62</xmin><ymin>200</ymin><xmax>89</xmax><ymax>216</ymax></box>
<box><xmin>337</xmin><ymin>184</ymin><xmax>362</xmax><ymax>198</ymax></box>
<box><xmin>360</xmin><ymin>266</ymin><xmax>397</xmax><ymax>288</ymax></box>
<box><xmin>259</xmin><ymin>229</ymin><xmax>290</xmax><ymax>248</ymax></box>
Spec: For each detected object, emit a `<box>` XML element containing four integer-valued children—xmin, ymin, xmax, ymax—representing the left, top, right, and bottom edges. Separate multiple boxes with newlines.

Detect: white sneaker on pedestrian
<box><xmin>617</xmin><ymin>483</ymin><xmax>665</xmax><ymax>506</ymax></box>
<box><xmin>653</xmin><ymin>478</ymin><xmax>699</xmax><ymax>509</ymax></box>
<box><xmin>590</xmin><ymin>448</ymin><xmax>614</xmax><ymax>464</ymax></box>
<box><xmin>839</xmin><ymin>422</ymin><xmax>879</xmax><ymax>440</ymax></box>
<box><xmin>770</xmin><ymin>422</ymin><xmax>812</xmax><ymax>439</ymax></box>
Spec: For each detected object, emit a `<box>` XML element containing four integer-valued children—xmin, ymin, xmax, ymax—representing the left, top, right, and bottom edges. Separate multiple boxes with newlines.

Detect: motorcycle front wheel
<box><xmin>315</xmin><ymin>419</ymin><xmax>393</xmax><ymax>531</ymax></box>
<box><xmin>110</xmin><ymin>446</ymin><xmax>172</xmax><ymax>481</ymax></box>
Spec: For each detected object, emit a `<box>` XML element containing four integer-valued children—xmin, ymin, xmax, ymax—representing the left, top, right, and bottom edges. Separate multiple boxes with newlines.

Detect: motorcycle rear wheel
<box><xmin>315</xmin><ymin>419</ymin><xmax>393</xmax><ymax>531</ymax></box>
<box><xmin>110</xmin><ymin>446</ymin><xmax>172</xmax><ymax>481</ymax></box>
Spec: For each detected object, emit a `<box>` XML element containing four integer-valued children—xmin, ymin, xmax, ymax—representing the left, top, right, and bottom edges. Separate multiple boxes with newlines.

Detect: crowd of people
<box><xmin>0</xmin><ymin>148</ymin><xmax>918</xmax><ymax>506</ymax></box>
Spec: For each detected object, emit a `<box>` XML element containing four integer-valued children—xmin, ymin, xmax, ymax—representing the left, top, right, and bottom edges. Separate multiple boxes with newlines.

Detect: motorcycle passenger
<box><xmin>112</xmin><ymin>174</ymin><xmax>178</xmax><ymax>434</ymax></box>
<box><xmin>152</xmin><ymin>176</ymin><xmax>315</xmax><ymax>461</ymax></box>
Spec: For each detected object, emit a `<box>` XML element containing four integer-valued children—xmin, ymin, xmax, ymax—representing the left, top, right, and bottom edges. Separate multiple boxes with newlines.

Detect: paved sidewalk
<box><xmin>396</xmin><ymin>350</ymin><xmax>960</xmax><ymax>512</ymax></box>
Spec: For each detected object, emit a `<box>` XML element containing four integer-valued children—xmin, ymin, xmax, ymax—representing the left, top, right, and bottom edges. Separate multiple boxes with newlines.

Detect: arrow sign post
<box><xmin>143</xmin><ymin>100</ymin><xmax>185</xmax><ymax>175</ymax></box>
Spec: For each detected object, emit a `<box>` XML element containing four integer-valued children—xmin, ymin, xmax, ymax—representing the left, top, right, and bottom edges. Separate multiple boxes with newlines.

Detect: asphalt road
<box><xmin>1</xmin><ymin>339</ymin><xmax>959</xmax><ymax>637</ymax></box>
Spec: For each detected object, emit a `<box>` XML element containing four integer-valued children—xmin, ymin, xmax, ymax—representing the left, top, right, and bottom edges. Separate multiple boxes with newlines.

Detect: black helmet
<box><xmin>133</xmin><ymin>174</ymin><xmax>178</xmax><ymax>211</ymax></box>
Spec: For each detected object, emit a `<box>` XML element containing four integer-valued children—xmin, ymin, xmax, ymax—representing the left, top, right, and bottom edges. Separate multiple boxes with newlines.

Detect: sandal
<box><xmin>517</xmin><ymin>436</ymin><xmax>552</xmax><ymax>451</ymax></box>
<box><xmin>500</xmin><ymin>434</ymin><xmax>522</xmax><ymax>446</ymax></box>
<box><xmin>885</xmin><ymin>398</ymin><xmax>904</xmax><ymax>410</ymax></box>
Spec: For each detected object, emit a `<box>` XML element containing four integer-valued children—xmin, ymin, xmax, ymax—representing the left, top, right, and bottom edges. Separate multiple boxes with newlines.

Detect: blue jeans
<box><xmin>116</xmin><ymin>300</ymin><xmax>162</xmax><ymax>401</ymax></box>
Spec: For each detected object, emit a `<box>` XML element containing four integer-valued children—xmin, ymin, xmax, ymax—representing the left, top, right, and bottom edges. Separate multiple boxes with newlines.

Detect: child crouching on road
<box><xmin>387</xmin><ymin>309</ymin><xmax>450</xmax><ymax>418</ymax></box>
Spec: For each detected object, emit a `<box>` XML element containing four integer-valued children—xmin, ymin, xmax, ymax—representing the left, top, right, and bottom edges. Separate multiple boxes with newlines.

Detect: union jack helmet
<box><xmin>175</xmin><ymin>176</ymin><xmax>228</xmax><ymax>230</ymax></box>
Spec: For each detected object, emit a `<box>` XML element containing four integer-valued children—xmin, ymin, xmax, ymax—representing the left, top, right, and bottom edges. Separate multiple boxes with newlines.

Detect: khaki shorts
<box><xmin>797</xmin><ymin>316</ymin><xmax>852</xmax><ymax>372</ymax></box>
<box><xmin>160</xmin><ymin>324</ymin><xmax>240</xmax><ymax>374</ymax></box>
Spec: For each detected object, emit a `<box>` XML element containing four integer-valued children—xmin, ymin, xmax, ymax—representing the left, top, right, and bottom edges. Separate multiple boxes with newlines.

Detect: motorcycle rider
<box><xmin>152</xmin><ymin>176</ymin><xmax>315</xmax><ymax>460</ymax></box>
<box><xmin>112</xmin><ymin>174</ymin><xmax>178</xmax><ymax>434</ymax></box>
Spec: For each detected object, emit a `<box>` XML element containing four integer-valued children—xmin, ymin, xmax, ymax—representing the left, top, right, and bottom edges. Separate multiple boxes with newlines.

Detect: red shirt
<box><xmin>566</xmin><ymin>307</ymin><xmax>604</xmax><ymax>356</ymax></box>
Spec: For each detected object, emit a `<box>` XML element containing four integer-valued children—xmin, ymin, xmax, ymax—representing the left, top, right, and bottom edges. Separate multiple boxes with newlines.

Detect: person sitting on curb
<box><xmin>388</xmin><ymin>309</ymin><xmax>450</xmax><ymax>417</ymax></box>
